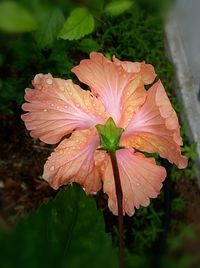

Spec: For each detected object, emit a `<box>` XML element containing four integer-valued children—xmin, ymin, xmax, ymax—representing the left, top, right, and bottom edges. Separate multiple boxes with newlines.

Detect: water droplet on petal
<box><xmin>69</xmin><ymin>91</ymin><xmax>73</xmax><ymax>96</ymax></box>
<box><xmin>46</xmin><ymin>79</ymin><xmax>53</xmax><ymax>85</ymax></box>
<box><xmin>76</xmin><ymin>103</ymin><xmax>80</xmax><ymax>108</ymax></box>
<box><xmin>50</xmin><ymin>103</ymin><xmax>54</xmax><ymax>107</ymax></box>
<box><xmin>43</xmin><ymin>109</ymin><xmax>47</xmax><ymax>112</ymax></box>
<box><xmin>50</xmin><ymin>166</ymin><xmax>55</xmax><ymax>171</ymax></box>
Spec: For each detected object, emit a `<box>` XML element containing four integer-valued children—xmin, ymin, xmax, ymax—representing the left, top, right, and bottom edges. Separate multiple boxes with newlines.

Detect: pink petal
<box><xmin>102</xmin><ymin>149</ymin><xmax>166</xmax><ymax>216</ymax></box>
<box><xmin>43</xmin><ymin>128</ymin><xmax>106</xmax><ymax>193</ymax></box>
<box><xmin>72</xmin><ymin>52</ymin><xmax>155</xmax><ymax>125</ymax></box>
<box><xmin>113</xmin><ymin>56</ymin><xmax>156</xmax><ymax>84</ymax></box>
<box><xmin>122</xmin><ymin>80</ymin><xmax>188</xmax><ymax>169</ymax></box>
<box><xmin>21</xmin><ymin>74</ymin><xmax>108</xmax><ymax>144</ymax></box>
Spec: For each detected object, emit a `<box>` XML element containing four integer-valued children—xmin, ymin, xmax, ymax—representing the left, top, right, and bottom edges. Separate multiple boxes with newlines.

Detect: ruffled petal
<box><xmin>72</xmin><ymin>52</ymin><xmax>155</xmax><ymax>125</ymax></box>
<box><xmin>122</xmin><ymin>80</ymin><xmax>188</xmax><ymax>168</ymax></box>
<box><xmin>113</xmin><ymin>56</ymin><xmax>156</xmax><ymax>84</ymax></box>
<box><xmin>43</xmin><ymin>128</ymin><xmax>105</xmax><ymax>193</ymax></box>
<box><xmin>102</xmin><ymin>149</ymin><xmax>166</xmax><ymax>216</ymax></box>
<box><xmin>21</xmin><ymin>74</ymin><xmax>108</xmax><ymax>144</ymax></box>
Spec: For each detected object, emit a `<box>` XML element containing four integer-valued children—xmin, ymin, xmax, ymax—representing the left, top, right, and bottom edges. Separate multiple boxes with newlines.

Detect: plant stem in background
<box><xmin>109</xmin><ymin>150</ymin><xmax>124</xmax><ymax>268</ymax></box>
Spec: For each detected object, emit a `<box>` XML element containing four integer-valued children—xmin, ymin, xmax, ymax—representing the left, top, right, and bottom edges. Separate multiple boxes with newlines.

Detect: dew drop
<box><xmin>69</xmin><ymin>91</ymin><xmax>73</xmax><ymax>96</ymax></box>
<box><xmin>46</xmin><ymin>79</ymin><xmax>53</xmax><ymax>85</ymax></box>
<box><xmin>59</xmin><ymin>150</ymin><xmax>63</xmax><ymax>155</ymax></box>
<box><xmin>50</xmin><ymin>166</ymin><xmax>55</xmax><ymax>171</ymax></box>
<box><xmin>50</xmin><ymin>103</ymin><xmax>54</xmax><ymax>107</ymax></box>
<box><xmin>76</xmin><ymin>103</ymin><xmax>80</xmax><ymax>108</ymax></box>
<box><xmin>43</xmin><ymin>109</ymin><xmax>47</xmax><ymax>112</ymax></box>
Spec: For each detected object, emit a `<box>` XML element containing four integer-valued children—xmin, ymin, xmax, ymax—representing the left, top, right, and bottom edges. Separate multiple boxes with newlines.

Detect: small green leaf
<box><xmin>0</xmin><ymin>185</ymin><xmax>117</xmax><ymax>268</ymax></box>
<box><xmin>105</xmin><ymin>1</ymin><xmax>133</xmax><ymax>16</ymax></box>
<box><xmin>78</xmin><ymin>38</ymin><xmax>101</xmax><ymax>54</ymax></box>
<box><xmin>0</xmin><ymin>1</ymin><xmax>38</xmax><ymax>33</ymax></box>
<box><xmin>34</xmin><ymin>8</ymin><xmax>65</xmax><ymax>49</ymax></box>
<box><xmin>96</xmin><ymin>117</ymin><xmax>124</xmax><ymax>151</ymax></box>
<box><xmin>58</xmin><ymin>8</ymin><xmax>95</xmax><ymax>40</ymax></box>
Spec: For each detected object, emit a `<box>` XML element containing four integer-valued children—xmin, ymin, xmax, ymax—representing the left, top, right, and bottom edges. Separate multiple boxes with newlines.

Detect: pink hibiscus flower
<box><xmin>21</xmin><ymin>52</ymin><xmax>187</xmax><ymax>216</ymax></box>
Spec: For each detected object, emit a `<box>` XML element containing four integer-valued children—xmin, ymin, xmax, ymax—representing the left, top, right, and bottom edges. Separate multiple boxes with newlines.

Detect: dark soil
<box><xmin>0</xmin><ymin>107</ymin><xmax>56</xmax><ymax>229</ymax></box>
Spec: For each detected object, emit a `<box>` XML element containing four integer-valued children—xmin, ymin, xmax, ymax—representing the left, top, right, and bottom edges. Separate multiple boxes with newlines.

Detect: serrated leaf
<box><xmin>0</xmin><ymin>185</ymin><xmax>117</xmax><ymax>268</ymax></box>
<box><xmin>34</xmin><ymin>8</ymin><xmax>65</xmax><ymax>49</ymax></box>
<box><xmin>0</xmin><ymin>1</ymin><xmax>38</xmax><ymax>33</ymax></box>
<box><xmin>78</xmin><ymin>38</ymin><xmax>101</xmax><ymax>54</ymax></box>
<box><xmin>105</xmin><ymin>1</ymin><xmax>133</xmax><ymax>16</ymax></box>
<box><xmin>58</xmin><ymin>8</ymin><xmax>95</xmax><ymax>40</ymax></box>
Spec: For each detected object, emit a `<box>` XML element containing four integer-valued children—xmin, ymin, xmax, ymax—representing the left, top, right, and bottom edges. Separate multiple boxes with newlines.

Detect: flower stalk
<box><xmin>109</xmin><ymin>150</ymin><xmax>124</xmax><ymax>268</ymax></box>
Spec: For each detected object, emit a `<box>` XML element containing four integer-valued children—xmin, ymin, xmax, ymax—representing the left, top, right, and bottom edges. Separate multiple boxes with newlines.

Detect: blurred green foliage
<box><xmin>0</xmin><ymin>1</ymin><xmax>38</xmax><ymax>33</ymax></box>
<box><xmin>0</xmin><ymin>185</ymin><xmax>117</xmax><ymax>268</ymax></box>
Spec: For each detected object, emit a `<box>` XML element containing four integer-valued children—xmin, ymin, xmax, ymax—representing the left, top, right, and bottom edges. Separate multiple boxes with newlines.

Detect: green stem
<box><xmin>109</xmin><ymin>150</ymin><xmax>125</xmax><ymax>268</ymax></box>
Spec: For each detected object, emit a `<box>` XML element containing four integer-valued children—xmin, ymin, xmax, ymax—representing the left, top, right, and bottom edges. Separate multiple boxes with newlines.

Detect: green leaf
<box><xmin>96</xmin><ymin>117</ymin><xmax>124</xmax><ymax>151</ymax></box>
<box><xmin>58</xmin><ymin>8</ymin><xmax>95</xmax><ymax>40</ymax></box>
<box><xmin>78</xmin><ymin>38</ymin><xmax>101</xmax><ymax>54</ymax></box>
<box><xmin>0</xmin><ymin>1</ymin><xmax>38</xmax><ymax>33</ymax></box>
<box><xmin>0</xmin><ymin>185</ymin><xmax>117</xmax><ymax>268</ymax></box>
<box><xmin>34</xmin><ymin>8</ymin><xmax>65</xmax><ymax>49</ymax></box>
<box><xmin>105</xmin><ymin>1</ymin><xmax>133</xmax><ymax>16</ymax></box>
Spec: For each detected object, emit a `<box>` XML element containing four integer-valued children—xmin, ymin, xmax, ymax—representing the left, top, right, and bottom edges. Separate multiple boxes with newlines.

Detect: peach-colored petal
<box><xmin>119</xmin><ymin>85</ymin><xmax>147</xmax><ymax>129</ymax></box>
<box><xmin>121</xmin><ymin>80</ymin><xmax>188</xmax><ymax>168</ymax></box>
<box><xmin>102</xmin><ymin>149</ymin><xmax>166</xmax><ymax>216</ymax></box>
<box><xmin>113</xmin><ymin>56</ymin><xmax>156</xmax><ymax>85</ymax></box>
<box><xmin>72</xmin><ymin>52</ymin><xmax>155</xmax><ymax>125</ymax></box>
<box><xmin>43</xmin><ymin>128</ymin><xmax>105</xmax><ymax>193</ymax></box>
<box><xmin>113</xmin><ymin>56</ymin><xmax>156</xmax><ymax>127</ymax></box>
<box><xmin>21</xmin><ymin>74</ymin><xmax>108</xmax><ymax>144</ymax></box>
